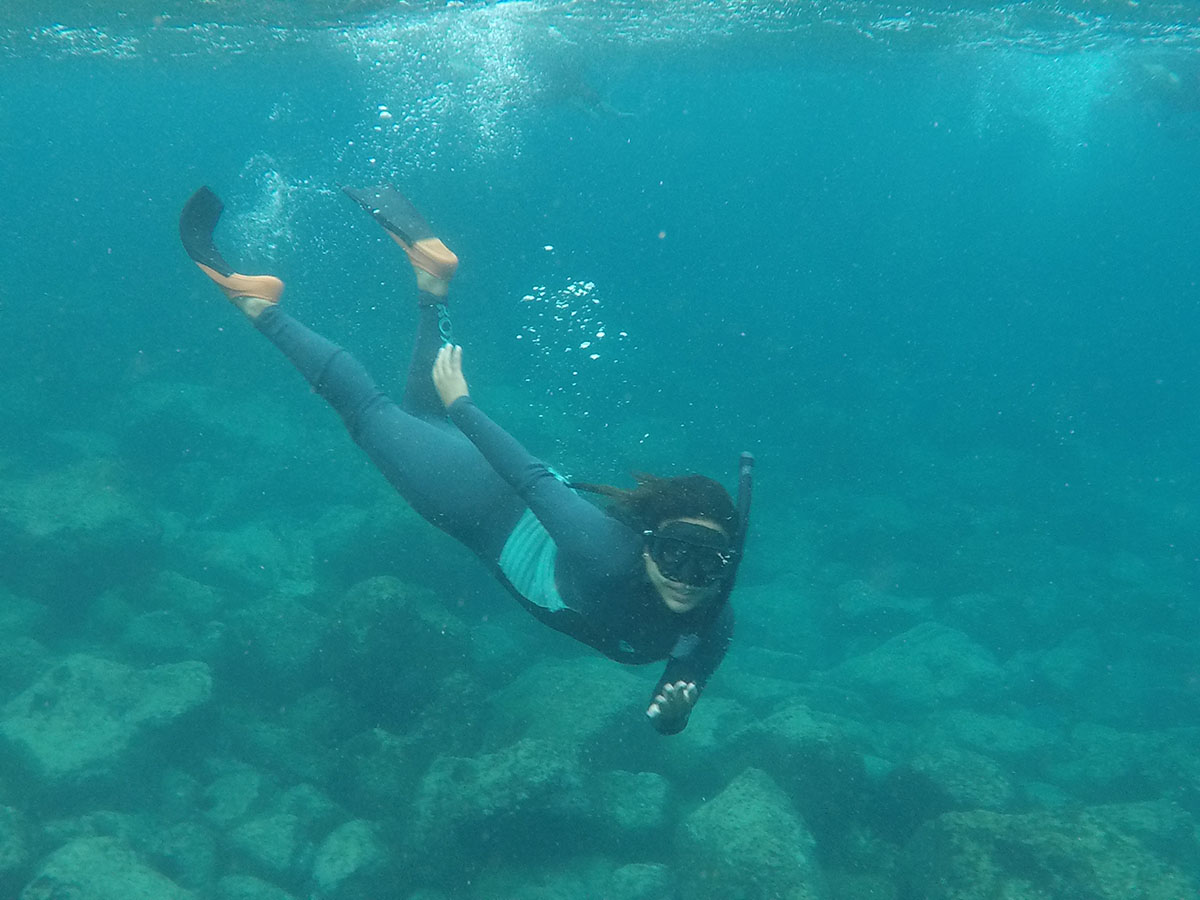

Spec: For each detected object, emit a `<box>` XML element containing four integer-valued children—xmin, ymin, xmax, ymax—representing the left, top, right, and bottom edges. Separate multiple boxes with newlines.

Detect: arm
<box><xmin>434</xmin><ymin>346</ymin><xmax>636</xmax><ymax>574</ymax></box>
<box><xmin>646</xmin><ymin>603</ymin><xmax>734</xmax><ymax>735</ymax></box>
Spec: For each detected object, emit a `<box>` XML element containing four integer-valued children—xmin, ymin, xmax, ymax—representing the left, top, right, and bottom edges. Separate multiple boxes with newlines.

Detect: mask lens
<box><xmin>649</xmin><ymin>534</ymin><xmax>731</xmax><ymax>586</ymax></box>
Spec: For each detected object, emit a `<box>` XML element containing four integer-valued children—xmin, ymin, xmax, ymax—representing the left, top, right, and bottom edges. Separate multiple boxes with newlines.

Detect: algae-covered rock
<box><xmin>201</xmin><ymin>761</ymin><xmax>264</xmax><ymax>825</ymax></box>
<box><xmin>409</xmin><ymin>738</ymin><xmax>588</xmax><ymax>878</ymax></box>
<box><xmin>1048</xmin><ymin>723</ymin><xmax>1200</xmax><ymax>803</ymax></box>
<box><xmin>224</xmin><ymin>599</ymin><xmax>328</xmax><ymax>699</ymax></box>
<box><xmin>0</xmin><ymin>654</ymin><xmax>212</xmax><ymax>785</ymax></box>
<box><xmin>610</xmin><ymin>862</ymin><xmax>676</xmax><ymax>899</ymax></box>
<box><xmin>217</xmin><ymin>874</ymin><xmax>299</xmax><ymax>900</ymax></box>
<box><xmin>0</xmin><ymin>460</ymin><xmax>161</xmax><ymax>603</ymax></box>
<box><xmin>821</xmin><ymin>622</ymin><xmax>1005</xmax><ymax>712</ymax></box>
<box><xmin>834</xmin><ymin>579</ymin><xmax>931</xmax><ymax>631</ymax></box>
<box><xmin>878</xmin><ymin>745</ymin><xmax>1016</xmax><ymax>843</ymax></box>
<box><xmin>145</xmin><ymin>820</ymin><xmax>219</xmax><ymax>893</ymax></box>
<box><xmin>120</xmin><ymin>609</ymin><xmax>207</xmax><ymax>664</ymax></box>
<box><xmin>0</xmin><ymin>588</ymin><xmax>46</xmax><ymax>638</ymax></box>
<box><xmin>310</xmin><ymin>819</ymin><xmax>386</xmax><ymax>898</ymax></box>
<box><xmin>592</xmin><ymin>769</ymin><xmax>672</xmax><ymax>843</ymax></box>
<box><xmin>0</xmin><ymin>637</ymin><xmax>51</xmax><ymax>698</ymax></box>
<box><xmin>229</xmin><ymin>813</ymin><xmax>306</xmax><ymax>878</ymax></box>
<box><xmin>108</xmin><ymin>571</ymin><xmax>230</xmax><ymax>664</ymax></box>
<box><xmin>20</xmin><ymin>836</ymin><xmax>195</xmax><ymax>900</ymax></box>
<box><xmin>0</xmin><ymin>805</ymin><xmax>29</xmax><ymax>894</ymax></box>
<box><xmin>226</xmin><ymin>783</ymin><xmax>344</xmax><ymax>882</ymax></box>
<box><xmin>465</xmin><ymin>855</ymin><xmax>619</xmax><ymax>899</ymax></box>
<box><xmin>901</xmin><ymin>801</ymin><xmax>1200</xmax><ymax>899</ymax></box>
<box><xmin>725</xmin><ymin>701</ymin><xmax>871</xmax><ymax>842</ymax></box>
<box><xmin>323</xmin><ymin>576</ymin><xmax>471</xmax><ymax>725</ymax></box>
<box><xmin>171</xmin><ymin>521</ymin><xmax>315</xmax><ymax>594</ymax></box>
<box><xmin>653</xmin><ymin>694</ymin><xmax>753</xmax><ymax>796</ymax></box>
<box><xmin>676</xmin><ymin>767</ymin><xmax>828</xmax><ymax>900</ymax></box>
<box><xmin>145</xmin><ymin>570</ymin><xmax>228</xmax><ymax>620</ymax></box>
<box><xmin>926</xmin><ymin>709</ymin><xmax>1059</xmax><ymax>763</ymax></box>
<box><xmin>482</xmin><ymin>656</ymin><xmax>646</xmax><ymax>758</ymax></box>
<box><xmin>336</xmin><ymin>728</ymin><xmax>419</xmax><ymax>819</ymax></box>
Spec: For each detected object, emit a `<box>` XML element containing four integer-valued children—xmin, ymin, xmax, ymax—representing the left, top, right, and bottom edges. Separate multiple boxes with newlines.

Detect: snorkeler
<box><xmin>179</xmin><ymin>185</ymin><xmax>750</xmax><ymax>734</ymax></box>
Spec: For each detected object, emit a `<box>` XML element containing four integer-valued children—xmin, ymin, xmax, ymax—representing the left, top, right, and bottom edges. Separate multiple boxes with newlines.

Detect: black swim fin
<box><xmin>180</xmin><ymin>186</ymin><xmax>236</xmax><ymax>277</ymax></box>
<box><xmin>343</xmin><ymin>184</ymin><xmax>458</xmax><ymax>280</ymax></box>
<box><xmin>179</xmin><ymin>186</ymin><xmax>283</xmax><ymax>302</ymax></box>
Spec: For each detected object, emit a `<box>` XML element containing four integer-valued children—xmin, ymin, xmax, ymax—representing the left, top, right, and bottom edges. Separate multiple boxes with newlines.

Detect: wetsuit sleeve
<box><xmin>648</xmin><ymin>604</ymin><xmax>735</xmax><ymax>735</ymax></box>
<box><xmin>447</xmin><ymin>397</ymin><xmax>635</xmax><ymax>573</ymax></box>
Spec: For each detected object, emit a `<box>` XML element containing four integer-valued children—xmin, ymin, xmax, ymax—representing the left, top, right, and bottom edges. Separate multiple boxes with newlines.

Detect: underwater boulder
<box><xmin>875</xmin><ymin>744</ymin><xmax>1017</xmax><ymax>845</ymax></box>
<box><xmin>0</xmin><ymin>805</ymin><xmax>30</xmax><ymax>897</ymax></box>
<box><xmin>223</xmin><ymin>598</ymin><xmax>329</xmax><ymax>700</ymax></box>
<box><xmin>834</xmin><ymin>578</ymin><xmax>932</xmax><ymax>633</ymax></box>
<box><xmin>820</xmin><ymin>622</ymin><xmax>1006</xmax><ymax>713</ymax></box>
<box><xmin>228</xmin><ymin>813</ymin><xmax>307</xmax><ymax>881</ymax></box>
<box><xmin>1046</xmin><ymin>722</ymin><xmax>1200</xmax><ymax>805</ymax></box>
<box><xmin>651</xmin><ymin>694</ymin><xmax>754</xmax><ymax>796</ymax></box>
<box><xmin>724</xmin><ymin>700</ymin><xmax>872</xmax><ymax>845</ymax></box>
<box><xmin>0</xmin><ymin>587</ymin><xmax>47</xmax><ymax>639</ymax></box>
<box><xmin>217</xmin><ymin>874</ymin><xmax>300</xmax><ymax>900</ymax></box>
<box><xmin>309</xmin><ymin>501</ymin><xmax>481</xmax><ymax>597</ymax></box>
<box><xmin>144</xmin><ymin>819</ymin><xmax>219</xmax><ymax>894</ymax></box>
<box><xmin>0</xmin><ymin>654</ymin><xmax>211</xmax><ymax>789</ymax></box>
<box><xmin>334</xmin><ymin>727</ymin><xmax>424</xmax><ymax>821</ymax></box>
<box><xmin>225</xmin><ymin>783</ymin><xmax>344</xmax><ymax>886</ymax></box>
<box><xmin>676</xmin><ymin>766</ymin><xmax>828</xmax><ymax>900</ymax></box>
<box><xmin>309</xmin><ymin>819</ymin><xmax>388</xmax><ymax>900</ymax></box>
<box><xmin>923</xmin><ymin>708</ymin><xmax>1060</xmax><ymax>764</ymax></box>
<box><xmin>20</xmin><ymin>835</ymin><xmax>195</xmax><ymax>900</ymax></box>
<box><xmin>0</xmin><ymin>460</ymin><xmax>161</xmax><ymax>604</ymax></box>
<box><xmin>591</xmin><ymin>769</ymin><xmax>673</xmax><ymax>849</ymax></box>
<box><xmin>322</xmin><ymin>576</ymin><xmax>472</xmax><ymax>727</ymax></box>
<box><xmin>201</xmin><ymin>761</ymin><xmax>265</xmax><ymax>826</ymax></box>
<box><xmin>168</xmin><ymin>520</ymin><xmax>314</xmax><ymax>594</ymax></box>
<box><xmin>407</xmin><ymin>738</ymin><xmax>589</xmax><ymax>881</ymax></box>
<box><xmin>901</xmin><ymin>801</ymin><xmax>1200</xmax><ymax>899</ymax></box>
<box><xmin>0</xmin><ymin>636</ymin><xmax>52</xmax><ymax>700</ymax></box>
<box><xmin>609</xmin><ymin>862</ymin><xmax>677</xmax><ymax>900</ymax></box>
<box><xmin>481</xmin><ymin>655</ymin><xmax>646</xmax><ymax>760</ymax></box>
<box><xmin>120</xmin><ymin>608</ymin><xmax>213</xmax><ymax>665</ymax></box>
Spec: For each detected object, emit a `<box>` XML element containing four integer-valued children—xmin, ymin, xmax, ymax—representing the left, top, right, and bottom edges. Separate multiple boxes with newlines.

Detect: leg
<box><xmin>402</xmin><ymin>294</ymin><xmax>455</xmax><ymax>419</ymax></box>
<box><xmin>341</xmin><ymin>185</ymin><xmax>458</xmax><ymax>421</ymax></box>
<box><xmin>254</xmin><ymin>307</ymin><xmax>523</xmax><ymax>560</ymax></box>
<box><xmin>179</xmin><ymin>186</ymin><xmax>522</xmax><ymax>560</ymax></box>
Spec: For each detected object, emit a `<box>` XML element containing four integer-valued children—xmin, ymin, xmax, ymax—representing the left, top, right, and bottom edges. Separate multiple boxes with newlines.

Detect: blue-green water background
<box><xmin>1</xmin><ymin>0</ymin><xmax>1199</xmax><ymax>886</ymax></box>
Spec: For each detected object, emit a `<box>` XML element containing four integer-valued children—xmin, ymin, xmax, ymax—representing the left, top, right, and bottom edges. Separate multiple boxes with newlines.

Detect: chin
<box><xmin>663</xmin><ymin>589</ymin><xmax>705</xmax><ymax>614</ymax></box>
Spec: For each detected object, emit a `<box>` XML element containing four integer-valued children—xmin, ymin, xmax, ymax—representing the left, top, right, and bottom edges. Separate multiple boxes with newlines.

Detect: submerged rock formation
<box><xmin>677</xmin><ymin>767</ymin><xmax>828</xmax><ymax>900</ymax></box>
<box><xmin>0</xmin><ymin>654</ymin><xmax>211</xmax><ymax>787</ymax></box>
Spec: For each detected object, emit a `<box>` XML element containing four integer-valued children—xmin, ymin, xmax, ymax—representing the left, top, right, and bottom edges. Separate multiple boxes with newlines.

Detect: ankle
<box><xmin>415</xmin><ymin>269</ymin><xmax>450</xmax><ymax>297</ymax></box>
<box><xmin>231</xmin><ymin>295</ymin><xmax>274</xmax><ymax>319</ymax></box>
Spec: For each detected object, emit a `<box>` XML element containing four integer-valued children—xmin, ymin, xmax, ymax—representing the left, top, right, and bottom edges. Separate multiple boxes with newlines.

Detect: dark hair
<box><xmin>575</xmin><ymin>472</ymin><xmax>739</xmax><ymax>536</ymax></box>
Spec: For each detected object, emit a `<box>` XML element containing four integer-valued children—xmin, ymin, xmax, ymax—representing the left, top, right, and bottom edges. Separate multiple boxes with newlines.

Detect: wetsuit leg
<box><xmin>401</xmin><ymin>291</ymin><xmax>454</xmax><ymax>418</ymax></box>
<box><xmin>253</xmin><ymin>306</ymin><xmax>522</xmax><ymax>560</ymax></box>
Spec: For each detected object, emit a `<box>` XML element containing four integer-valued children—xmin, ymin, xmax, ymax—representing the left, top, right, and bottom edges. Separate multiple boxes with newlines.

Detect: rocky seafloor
<box><xmin>0</xmin><ymin>375</ymin><xmax>1197</xmax><ymax>900</ymax></box>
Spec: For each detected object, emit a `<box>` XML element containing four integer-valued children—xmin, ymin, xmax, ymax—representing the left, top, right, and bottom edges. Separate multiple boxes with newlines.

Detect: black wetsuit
<box><xmin>254</xmin><ymin>297</ymin><xmax>732</xmax><ymax>732</ymax></box>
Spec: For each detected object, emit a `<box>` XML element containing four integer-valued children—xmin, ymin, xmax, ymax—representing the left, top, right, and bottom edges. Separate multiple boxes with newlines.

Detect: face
<box><xmin>643</xmin><ymin>516</ymin><xmax>729</xmax><ymax>614</ymax></box>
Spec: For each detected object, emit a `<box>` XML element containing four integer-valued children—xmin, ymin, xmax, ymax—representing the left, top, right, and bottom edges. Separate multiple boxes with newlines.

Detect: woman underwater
<box><xmin>179</xmin><ymin>185</ymin><xmax>751</xmax><ymax>734</ymax></box>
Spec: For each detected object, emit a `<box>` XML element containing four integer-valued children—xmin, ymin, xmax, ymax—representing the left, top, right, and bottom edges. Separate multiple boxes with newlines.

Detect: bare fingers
<box><xmin>646</xmin><ymin>681</ymin><xmax>697</xmax><ymax>719</ymax></box>
<box><xmin>432</xmin><ymin>344</ymin><xmax>469</xmax><ymax>407</ymax></box>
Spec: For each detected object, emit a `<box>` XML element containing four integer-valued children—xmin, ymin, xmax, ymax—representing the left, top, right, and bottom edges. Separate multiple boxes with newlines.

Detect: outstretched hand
<box><xmin>432</xmin><ymin>344</ymin><xmax>470</xmax><ymax>408</ymax></box>
<box><xmin>646</xmin><ymin>680</ymin><xmax>697</xmax><ymax>731</ymax></box>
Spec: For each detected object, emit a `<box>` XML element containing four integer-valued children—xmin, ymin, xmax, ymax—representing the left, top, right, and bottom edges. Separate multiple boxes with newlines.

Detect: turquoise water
<box><xmin>1</xmin><ymin>2</ymin><xmax>1198</xmax><ymax>898</ymax></box>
